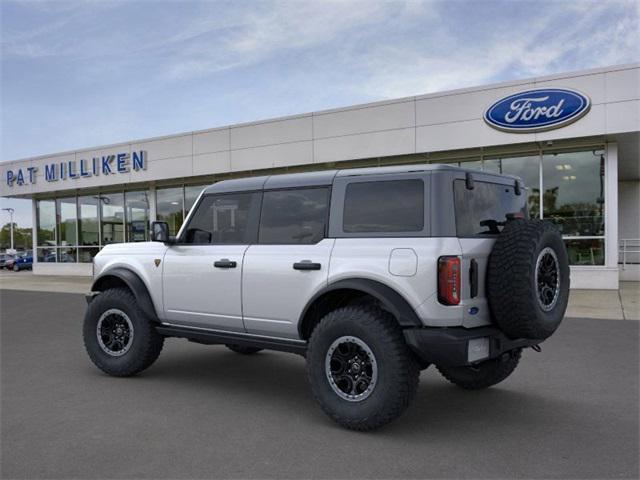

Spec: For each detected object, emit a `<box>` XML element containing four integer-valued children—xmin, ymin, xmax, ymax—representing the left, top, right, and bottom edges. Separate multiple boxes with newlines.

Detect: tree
<box><xmin>0</xmin><ymin>223</ymin><xmax>32</xmax><ymax>251</ymax></box>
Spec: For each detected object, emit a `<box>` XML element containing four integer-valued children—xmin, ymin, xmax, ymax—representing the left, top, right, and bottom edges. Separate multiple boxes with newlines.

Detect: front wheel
<box><xmin>436</xmin><ymin>349</ymin><xmax>522</xmax><ymax>390</ymax></box>
<box><xmin>13</xmin><ymin>264</ymin><xmax>19</xmax><ymax>272</ymax></box>
<box><xmin>83</xmin><ymin>287</ymin><xmax>164</xmax><ymax>377</ymax></box>
<box><xmin>306</xmin><ymin>305</ymin><xmax>419</xmax><ymax>431</ymax></box>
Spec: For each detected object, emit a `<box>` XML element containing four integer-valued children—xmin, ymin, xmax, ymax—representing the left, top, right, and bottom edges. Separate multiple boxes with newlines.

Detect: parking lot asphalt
<box><xmin>1</xmin><ymin>289</ymin><xmax>638</xmax><ymax>479</ymax></box>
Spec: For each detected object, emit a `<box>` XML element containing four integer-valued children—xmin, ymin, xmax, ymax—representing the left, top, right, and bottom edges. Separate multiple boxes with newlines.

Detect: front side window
<box><xmin>183</xmin><ymin>192</ymin><xmax>260</xmax><ymax>244</ymax></box>
<box><xmin>259</xmin><ymin>188</ymin><xmax>329</xmax><ymax>244</ymax></box>
<box><xmin>454</xmin><ymin>180</ymin><xmax>527</xmax><ymax>236</ymax></box>
<box><xmin>343</xmin><ymin>179</ymin><xmax>424</xmax><ymax>233</ymax></box>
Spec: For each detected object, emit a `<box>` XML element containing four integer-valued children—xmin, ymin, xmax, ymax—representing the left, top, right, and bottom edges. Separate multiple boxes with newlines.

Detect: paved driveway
<box><xmin>1</xmin><ymin>289</ymin><xmax>638</xmax><ymax>479</ymax></box>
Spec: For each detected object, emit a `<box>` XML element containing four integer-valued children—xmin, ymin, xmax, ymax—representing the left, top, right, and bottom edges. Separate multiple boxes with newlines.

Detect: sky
<box><xmin>1</xmin><ymin>0</ymin><xmax>639</xmax><ymax>228</ymax></box>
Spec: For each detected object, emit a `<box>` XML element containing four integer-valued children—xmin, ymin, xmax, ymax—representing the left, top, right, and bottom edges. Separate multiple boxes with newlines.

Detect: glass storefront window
<box><xmin>485</xmin><ymin>155</ymin><xmax>541</xmax><ymax>218</ymax></box>
<box><xmin>157</xmin><ymin>187</ymin><xmax>184</xmax><ymax>236</ymax></box>
<box><xmin>56</xmin><ymin>197</ymin><xmax>77</xmax><ymax>247</ymax></box>
<box><xmin>185</xmin><ymin>185</ymin><xmax>205</xmax><ymax>215</ymax></box>
<box><xmin>125</xmin><ymin>190</ymin><xmax>150</xmax><ymax>242</ymax></box>
<box><xmin>58</xmin><ymin>247</ymin><xmax>77</xmax><ymax>263</ymax></box>
<box><xmin>78</xmin><ymin>247</ymin><xmax>100</xmax><ymax>263</ymax></box>
<box><xmin>36</xmin><ymin>200</ymin><xmax>56</xmax><ymax>246</ymax></box>
<box><xmin>542</xmin><ymin>150</ymin><xmax>605</xmax><ymax>236</ymax></box>
<box><xmin>78</xmin><ymin>196</ymin><xmax>100</xmax><ymax>246</ymax></box>
<box><xmin>565</xmin><ymin>239</ymin><xmax>605</xmax><ymax>266</ymax></box>
<box><xmin>100</xmin><ymin>193</ymin><xmax>124</xmax><ymax>244</ymax></box>
<box><xmin>37</xmin><ymin>246</ymin><xmax>56</xmax><ymax>263</ymax></box>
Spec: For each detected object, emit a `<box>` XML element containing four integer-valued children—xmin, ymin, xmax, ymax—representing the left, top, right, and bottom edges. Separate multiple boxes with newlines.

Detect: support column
<box><xmin>605</xmin><ymin>142</ymin><xmax>619</xmax><ymax>287</ymax></box>
<box><xmin>31</xmin><ymin>198</ymin><xmax>38</xmax><ymax>272</ymax></box>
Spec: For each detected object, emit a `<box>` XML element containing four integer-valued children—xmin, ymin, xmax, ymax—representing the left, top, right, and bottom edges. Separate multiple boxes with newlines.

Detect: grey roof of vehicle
<box><xmin>202</xmin><ymin>163</ymin><xmax>519</xmax><ymax>194</ymax></box>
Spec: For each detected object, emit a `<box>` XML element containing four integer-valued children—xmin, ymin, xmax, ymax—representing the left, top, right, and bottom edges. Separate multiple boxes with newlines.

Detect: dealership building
<box><xmin>1</xmin><ymin>63</ymin><xmax>638</xmax><ymax>289</ymax></box>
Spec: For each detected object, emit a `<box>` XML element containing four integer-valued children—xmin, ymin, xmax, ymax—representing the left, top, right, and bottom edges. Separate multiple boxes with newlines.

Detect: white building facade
<box><xmin>1</xmin><ymin>63</ymin><xmax>638</xmax><ymax>289</ymax></box>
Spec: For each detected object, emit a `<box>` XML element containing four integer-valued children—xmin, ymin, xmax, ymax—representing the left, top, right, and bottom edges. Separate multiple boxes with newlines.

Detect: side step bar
<box><xmin>155</xmin><ymin>324</ymin><xmax>308</xmax><ymax>356</ymax></box>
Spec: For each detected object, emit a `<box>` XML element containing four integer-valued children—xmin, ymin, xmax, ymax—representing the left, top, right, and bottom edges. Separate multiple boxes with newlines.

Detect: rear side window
<box><xmin>183</xmin><ymin>192</ymin><xmax>260</xmax><ymax>244</ymax></box>
<box><xmin>454</xmin><ymin>180</ymin><xmax>527</xmax><ymax>236</ymax></box>
<box><xmin>343</xmin><ymin>179</ymin><xmax>424</xmax><ymax>233</ymax></box>
<box><xmin>259</xmin><ymin>188</ymin><xmax>329</xmax><ymax>244</ymax></box>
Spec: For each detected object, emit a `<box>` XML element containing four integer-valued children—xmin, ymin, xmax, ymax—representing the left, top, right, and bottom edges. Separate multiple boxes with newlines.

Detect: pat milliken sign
<box><xmin>484</xmin><ymin>88</ymin><xmax>591</xmax><ymax>133</ymax></box>
<box><xmin>5</xmin><ymin>150</ymin><xmax>147</xmax><ymax>187</ymax></box>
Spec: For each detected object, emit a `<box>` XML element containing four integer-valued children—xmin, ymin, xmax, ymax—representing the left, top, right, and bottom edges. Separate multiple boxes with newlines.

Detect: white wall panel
<box><xmin>193</xmin><ymin>151</ymin><xmax>232</xmax><ymax>175</ymax></box>
<box><xmin>416</xmin><ymin>119</ymin><xmax>529</xmax><ymax>152</ymax></box>
<box><xmin>606</xmin><ymin>68</ymin><xmax>640</xmax><ymax>103</ymax></box>
<box><xmin>230</xmin><ymin>141</ymin><xmax>313</xmax><ymax>171</ymax></box>
<box><xmin>230</xmin><ymin>116</ymin><xmax>312</xmax><ymax>150</ymax></box>
<box><xmin>535</xmin><ymin>104</ymin><xmax>606</xmax><ymax>142</ymax></box>
<box><xmin>314</xmin><ymin>128</ymin><xmax>415</xmax><ymax>163</ymax></box>
<box><xmin>193</xmin><ymin>128</ymin><xmax>230</xmax><ymax>155</ymax></box>
<box><xmin>605</xmin><ymin>100</ymin><xmax>640</xmax><ymax>134</ymax></box>
<box><xmin>416</xmin><ymin>84</ymin><xmax>534</xmax><ymax>126</ymax></box>
<box><xmin>534</xmin><ymin>73</ymin><xmax>606</xmax><ymax>105</ymax></box>
<box><xmin>131</xmin><ymin>134</ymin><xmax>192</xmax><ymax>161</ymax></box>
<box><xmin>314</xmin><ymin>101</ymin><xmax>414</xmax><ymax>138</ymax></box>
<box><xmin>132</xmin><ymin>156</ymin><xmax>193</xmax><ymax>182</ymax></box>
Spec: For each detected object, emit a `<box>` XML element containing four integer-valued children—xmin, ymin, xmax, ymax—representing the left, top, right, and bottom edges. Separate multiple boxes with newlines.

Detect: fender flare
<box><xmin>91</xmin><ymin>267</ymin><xmax>159</xmax><ymax>322</ymax></box>
<box><xmin>298</xmin><ymin>278</ymin><xmax>422</xmax><ymax>337</ymax></box>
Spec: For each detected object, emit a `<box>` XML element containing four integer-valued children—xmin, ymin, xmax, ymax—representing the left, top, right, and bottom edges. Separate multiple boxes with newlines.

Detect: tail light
<box><xmin>438</xmin><ymin>256</ymin><xmax>461</xmax><ymax>305</ymax></box>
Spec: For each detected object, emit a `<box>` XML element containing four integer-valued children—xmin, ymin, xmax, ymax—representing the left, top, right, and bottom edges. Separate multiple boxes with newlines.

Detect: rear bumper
<box><xmin>403</xmin><ymin>326</ymin><xmax>540</xmax><ymax>367</ymax></box>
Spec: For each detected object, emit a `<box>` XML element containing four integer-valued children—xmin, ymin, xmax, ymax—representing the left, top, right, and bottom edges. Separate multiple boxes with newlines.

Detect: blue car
<box><xmin>12</xmin><ymin>253</ymin><xmax>33</xmax><ymax>271</ymax></box>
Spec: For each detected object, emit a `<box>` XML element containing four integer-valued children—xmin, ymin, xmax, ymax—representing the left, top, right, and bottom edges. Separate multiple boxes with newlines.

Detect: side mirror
<box><xmin>150</xmin><ymin>221</ymin><xmax>170</xmax><ymax>243</ymax></box>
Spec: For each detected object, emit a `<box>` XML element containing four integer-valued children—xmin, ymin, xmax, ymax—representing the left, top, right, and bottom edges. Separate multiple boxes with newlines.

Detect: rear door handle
<box><xmin>293</xmin><ymin>261</ymin><xmax>321</xmax><ymax>271</ymax></box>
<box><xmin>214</xmin><ymin>259</ymin><xmax>237</xmax><ymax>269</ymax></box>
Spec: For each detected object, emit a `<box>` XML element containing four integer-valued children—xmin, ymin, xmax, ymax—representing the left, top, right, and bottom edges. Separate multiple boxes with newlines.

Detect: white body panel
<box><xmin>162</xmin><ymin>245</ymin><xmax>248</xmax><ymax>331</ymax></box>
<box><xmin>328</xmin><ymin>238</ymin><xmax>479</xmax><ymax>328</ymax></box>
<box><xmin>92</xmin><ymin>242</ymin><xmax>168</xmax><ymax>320</ymax></box>
<box><xmin>242</xmin><ymin>239</ymin><xmax>335</xmax><ymax>338</ymax></box>
<box><xmin>457</xmin><ymin>238</ymin><xmax>496</xmax><ymax>328</ymax></box>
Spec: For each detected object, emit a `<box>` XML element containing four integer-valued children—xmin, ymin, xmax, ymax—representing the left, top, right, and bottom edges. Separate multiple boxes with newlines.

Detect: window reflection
<box><xmin>125</xmin><ymin>191</ymin><xmax>149</xmax><ymax>242</ymax></box>
<box><xmin>484</xmin><ymin>155</ymin><xmax>541</xmax><ymax>218</ymax></box>
<box><xmin>37</xmin><ymin>200</ymin><xmax>56</xmax><ymax>246</ymax></box>
<box><xmin>542</xmin><ymin>151</ymin><xmax>605</xmax><ymax>236</ymax></box>
<box><xmin>78</xmin><ymin>196</ymin><xmax>99</xmax><ymax>246</ymax></box>
<box><xmin>56</xmin><ymin>197</ymin><xmax>77</xmax><ymax>247</ymax></box>
<box><xmin>565</xmin><ymin>239</ymin><xmax>605</xmax><ymax>265</ymax></box>
<box><xmin>185</xmin><ymin>185</ymin><xmax>206</xmax><ymax>216</ymax></box>
<box><xmin>156</xmin><ymin>187</ymin><xmax>184</xmax><ymax>236</ymax></box>
<box><xmin>100</xmin><ymin>193</ymin><xmax>124</xmax><ymax>244</ymax></box>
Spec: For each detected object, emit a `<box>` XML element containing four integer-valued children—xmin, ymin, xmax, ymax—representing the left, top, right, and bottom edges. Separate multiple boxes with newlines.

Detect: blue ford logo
<box><xmin>484</xmin><ymin>88</ymin><xmax>591</xmax><ymax>133</ymax></box>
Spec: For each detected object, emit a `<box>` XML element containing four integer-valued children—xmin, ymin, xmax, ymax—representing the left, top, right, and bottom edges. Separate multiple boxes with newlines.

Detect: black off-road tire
<box><xmin>488</xmin><ymin>219</ymin><xmax>569</xmax><ymax>340</ymax></box>
<box><xmin>436</xmin><ymin>349</ymin><xmax>522</xmax><ymax>390</ymax></box>
<box><xmin>306</xmin><ymin>305</ymin><xmax>419</xmax><ymax>431</ymax></box>
<box><xmin>83</xmin><ymin>287</ymin><xmax>164</xmax><ymax>377</ymax></box>
<box><xmin>225</xmin><ymin>344</ymin><xmax>263</xmax><ymax>355</ymax></box>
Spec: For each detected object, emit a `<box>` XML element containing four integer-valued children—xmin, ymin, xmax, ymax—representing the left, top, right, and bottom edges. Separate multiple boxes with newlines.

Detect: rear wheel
<box><xmin>12</xmin><ymin>264</ymin><xmax>19</xmax><ymax>272</ymax></box>
<box><xmin>306</xmin><ymin>305</ymin><xmax>419</xmax><ymax>431</ymax></box>
<box><xmin>225</xmin><ymin>344</ymin><xmax>263</xmax><ymax>355</ymax></box>
<box><xmin>436</xmin><ymin>349</ymin><xmax>522</xmax><ymax>390</ymax></box>
<box><xmin>83</xmin><ymin>287</ymin><xmax>164</xmax><ymax>376</ymax></box>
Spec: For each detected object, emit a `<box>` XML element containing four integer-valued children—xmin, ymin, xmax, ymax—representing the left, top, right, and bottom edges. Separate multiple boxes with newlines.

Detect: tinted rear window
<box><xmin>454</xmin><ymin>180</ymin><xmax>527</xmax><ymax>236</ymax></box>
<box><xmin>343</xmin><ymin>179</ymin><xmax>424</xmax><ymax>233</ymax></box>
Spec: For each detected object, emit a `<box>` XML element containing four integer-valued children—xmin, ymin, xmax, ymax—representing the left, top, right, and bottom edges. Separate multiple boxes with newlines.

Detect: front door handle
<box><xmin>214</xmin><ymin>259</ymin><xmax>237</xmax><ymax>269</ymax></box>
<box><xmin>293</xmin><ymin>261</ymin><xmax>321</xmax><ymax>271</ymax></box>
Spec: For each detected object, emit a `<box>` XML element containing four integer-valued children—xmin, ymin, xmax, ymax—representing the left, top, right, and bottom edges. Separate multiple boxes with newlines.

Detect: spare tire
<box><xmin>487</xmin><ymin>219</ymin><xmax>569</xmax><ymax>340</ymax></box>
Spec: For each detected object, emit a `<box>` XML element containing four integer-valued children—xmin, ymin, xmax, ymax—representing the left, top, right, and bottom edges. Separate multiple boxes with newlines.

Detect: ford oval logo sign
<box><xmin>484</xmin><ymin>88</ymin><xmax>591</xmax><ymax>133</ymax></box>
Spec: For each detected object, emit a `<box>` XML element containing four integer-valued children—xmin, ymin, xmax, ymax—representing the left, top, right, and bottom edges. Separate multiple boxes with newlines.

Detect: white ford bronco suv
<box><xmin>84</xmin><ymin>164</ymin><xmax>569</xmax><ymax>430</ymax></box>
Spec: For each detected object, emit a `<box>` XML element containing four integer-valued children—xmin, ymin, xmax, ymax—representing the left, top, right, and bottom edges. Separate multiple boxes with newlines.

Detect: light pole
<box><xmin>2</xmin><ymin>207</ymin><xmax>15</xmax><ymax>251</ymax></box>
